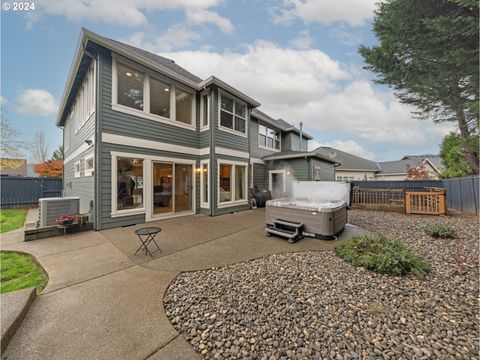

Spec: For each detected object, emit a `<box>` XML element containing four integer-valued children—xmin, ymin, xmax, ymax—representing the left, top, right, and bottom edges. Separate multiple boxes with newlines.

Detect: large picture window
<box><xmin>259</xmin><ymin>123</ymin><xmax>280</xmax><ymax>150</ymax></box>
<box><xmin>150</xmin><ymin>77</ymin><xmax>170</xmax><ymax>118</ymax></box>
<box><xmin>218</xmin><ymin>161</ymin><xmax>248</xmax><ymax>206</ymax></box>
<box><xmin>117</xmin><ymin>63</ymin><xmax>144</xmax><ymax>111</ymax></box>
<box><xmin>113</xmin><ymin>57</ymin><xmax>194</xmax><ymax>128</ymax></box>
<box><xmin>116</xmin><ymin>157</ymin><xmax>144</xmax><ymax>212</ymax></box>
<box><xmin>219</xmin><ymin>93</ymin><xmax>247</xmax><ymax>135</ymax></box>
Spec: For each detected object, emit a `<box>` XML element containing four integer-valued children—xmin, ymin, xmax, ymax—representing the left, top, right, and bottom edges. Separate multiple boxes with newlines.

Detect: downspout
<box><xmin>299</xmin><ymin>122</ymin><xmax>303</xmax><ymax>151</ymax></box>
<box><xmin>210</xmin><ymin>87</ymin><xmax>215</xmax><ymax>216</ymax></box>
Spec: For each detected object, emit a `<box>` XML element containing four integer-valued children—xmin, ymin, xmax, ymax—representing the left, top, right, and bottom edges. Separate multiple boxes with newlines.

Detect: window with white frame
<box><xmin>113</xmin><ymin>57</ymin><xmax>195</xmax><ymax>128</ymax></box>
<box><xmin>74</xmin><ymin>161</ymin><xmax>81</xmax><ymax>178</ymax></box>
<box><xmin>84</xmin><ymin>155</ymin><xmax>94</xmax><ymax>176</ymax></box>
<box><xmin>200</xmin><ymin>160</ymin><xmax>209</xmax><ymax>208</ymax></box>
<box><xmin>114</xmin><ymin>156</ymin><xmax>144</xmax><ymax>213</ymax></box>
<box><xmin>258</xmin><ymin>123</ymin><xmax>280</xmax><ymax>150</ymax></box>
<box><xmin>219</xmin><ymin>93</ymin><xmax>246</xmax><ymax>135</ymax></box>
<box><xmin>200</xmin><ymin>93</ymin><xmax>209</xmax><ymax>129</ymax></box>
<box><xmin>218</xmin><ymin>161</ymin><xmax>248</xmax><ymax>205</ymax></box>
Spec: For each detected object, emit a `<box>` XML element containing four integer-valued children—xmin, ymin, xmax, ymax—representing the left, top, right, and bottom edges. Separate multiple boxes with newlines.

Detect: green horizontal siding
<box><xmin>252</xmin><ymin>163</ymin><xmax>268</xmax><ymax>189</ymax></box>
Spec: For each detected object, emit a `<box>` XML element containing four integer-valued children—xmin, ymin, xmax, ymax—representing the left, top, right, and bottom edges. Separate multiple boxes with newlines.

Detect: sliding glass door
<box><xmin>151</xmin><ymin>161</ymin><xmax>193</xmax><ymax>218</ymax></box>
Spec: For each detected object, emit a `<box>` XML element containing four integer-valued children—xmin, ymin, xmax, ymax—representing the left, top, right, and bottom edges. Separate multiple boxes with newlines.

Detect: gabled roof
<box><xmin>315</xmin><ymin>147</ymin><xmax>380</xmax><ymax>171</ymax></box>
<box><xmin>250</xmin><ymin>109</ymin><xmax>313</xmax><ymax>140</ymax></box>
<box><xmin>262</xmin><ymin>150</ymin><xmax>338</xmax><ymax>164</ymax></box>
<box><xmin>56</xmin><ymin>28</ymin><xmax>260</xmax><ymax>126</ymax></box>
<box><xmin>377</xmin><ymin>155</ymin><xmax>443</xmax><ymax>175</ymax></box>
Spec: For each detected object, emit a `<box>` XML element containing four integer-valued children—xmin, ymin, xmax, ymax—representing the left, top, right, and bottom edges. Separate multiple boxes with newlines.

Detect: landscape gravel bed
<box><xmin>164</xmin><ymin>210</ymin><xmax>479</xmax><ymax>359</ymax></box>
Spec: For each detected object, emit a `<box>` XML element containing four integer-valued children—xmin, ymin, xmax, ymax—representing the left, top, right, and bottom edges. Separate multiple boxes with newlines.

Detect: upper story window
<box><xmin>259</xmin><ymin>124</ymin><xmax>280</xmax><ymax>150</ymax></box>
<box><xmin>117</xmin><ymin>63</ymin><xmax>144</xmax><ymax>111</ymax></box>
<box><xmin>150</xmin><ymin>77</ymin><xmax>170</xmax><ymax>118</ymax></box>
<box><xmin>219</xmin><ymin>93</ymin><xmax>247</xmax><ymax>135</ymax></box>
<box><xmin>113</xmin><ymin>56</ymin><xmax>195</xmax><ymax>130</ymax></box>
<box><xmin>200</xmin><ymin>93</ymin><xmax>209</xmax><ymax>129</ymax></box>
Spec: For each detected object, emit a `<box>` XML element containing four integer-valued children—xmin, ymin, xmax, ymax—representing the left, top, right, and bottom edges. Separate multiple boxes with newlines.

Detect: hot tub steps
<box><xmin>266</xmin><ymin>219</ymin><xmax>304</xmax><ymax>243</ymax></box>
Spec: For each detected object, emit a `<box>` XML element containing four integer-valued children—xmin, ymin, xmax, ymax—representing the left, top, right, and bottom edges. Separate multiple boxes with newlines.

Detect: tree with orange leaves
<box><xmin>34</xmin><ymin>160</ymin><xmax>63</xmax><ymax>177</ymax></box>
<box><xmin>406</xmin><ymin>162</ymin><xmax>430</xmax><ymax>180</ymax></box>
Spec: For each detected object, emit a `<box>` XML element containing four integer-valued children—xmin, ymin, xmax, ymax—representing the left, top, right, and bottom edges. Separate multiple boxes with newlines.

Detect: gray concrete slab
<box><xmin>101</xmin><ymin>209</ymin><xmax>265</xmax><ymax>263</ymax></box>
<box><xmin>143</xmin><ymin>223</ymin><xmax>367</xmax><ymax>272</ymax></box>
<box><xmin>147</xmin><ymin>335</ymin><xmax>201</xmax><ymax>360</ymax></box>
<box><xmin>40</xmin><ymin>242</ymin><xmax>134</xmax><ymax>293</ymax></box>
<box><xmin>2</xmin><ymin>266</ymin><xmax>180</xmax><ymax>360</ymax></box>
<box><xmin>1</xmin><ymin>231</ymin><xmax>107</xmax><ymax>257</ymax></box>
<box><xmin>1</xmin><ymin>288</ymin><xmax>36</xmax><ymax>353</ymax></box>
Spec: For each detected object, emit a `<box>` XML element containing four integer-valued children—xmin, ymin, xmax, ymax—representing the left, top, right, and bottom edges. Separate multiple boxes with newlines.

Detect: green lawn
<box><xmin>0</xmin><ymin>252</ymin><xmax>48</xmax><ymax>294</ymax></box>
<box><xmin>0</xmin><ymin>209</ymin><xmax>28</xmax><ymax>233</ymax></box>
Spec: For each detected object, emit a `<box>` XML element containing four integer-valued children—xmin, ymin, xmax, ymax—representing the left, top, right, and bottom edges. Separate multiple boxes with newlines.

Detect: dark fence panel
<box><xmin>352</xmin><ymin>176</ymin><xmax>479</xmax><ymax>215</ymax></box>
<box><xmin>442</xmin><ymin>175</ymin><xmax>479</xmax><ymax>215</ymax></box>
<box><xmin>0</xmin><ymin>177</ymin><xmax>63</xmax><ymax>208</ymax></box>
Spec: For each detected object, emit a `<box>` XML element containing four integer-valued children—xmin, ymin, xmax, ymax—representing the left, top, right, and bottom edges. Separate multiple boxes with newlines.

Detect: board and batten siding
<box><xmin>282</xmin><ymin>132</ymin><xmax>308</xmax><ymax>152</ymax></box>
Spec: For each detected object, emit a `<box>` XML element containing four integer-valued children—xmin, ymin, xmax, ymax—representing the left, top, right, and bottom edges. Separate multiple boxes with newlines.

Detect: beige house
<box><xmin>315</xmin><ymin>147</ymin><xmax>380</xmax><ymax>181</ymax></box>
<box><xmin>375</xmin><ymin>155</ymin><xmax>443</xmax><ymax>180</ymax></box>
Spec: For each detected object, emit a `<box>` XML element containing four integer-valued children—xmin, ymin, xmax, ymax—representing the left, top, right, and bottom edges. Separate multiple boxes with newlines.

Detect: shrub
<box><xmin>425</xmin><ymin>223</ymin><xmax>456</xmax><ymax>239</ymax></box>
<box><xmin>335</xmin><ymin>234</ymin><xmax>431</xmax><ymax>276</ymax></box>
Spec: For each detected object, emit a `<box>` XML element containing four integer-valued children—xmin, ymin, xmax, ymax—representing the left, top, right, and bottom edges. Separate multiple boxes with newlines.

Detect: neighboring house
<box><xmin>315</xmin><ymin>147</ymin><xmax>380</xmax><ymax>181</ymax></box>
<box><xmin>57</xmin><ymin>29</ymin><xmax>336</xmax><ymax>230</ymax></box>
<box><xmin>0</xmin><ymin>158</ymin><xmax>27</xmax><ymax>176</ymax></box>
<box><xmin>376</xmin><ymin>155</ymin><xmax>443</xmax><ymax>180</ymax></box>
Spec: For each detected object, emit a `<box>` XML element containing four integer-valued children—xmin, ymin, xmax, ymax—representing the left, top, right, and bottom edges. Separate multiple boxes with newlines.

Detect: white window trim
<box><xmin>200</xmin><ymin>92</ymin><xmax>210</xmax><ymax>132</ymax></box>
<box><xmin>217</xmin><ymin>160</ymin><xmax>248</xmax><ymax>208</ymax></box>
<box><xmin>268</xmin><ymin>170</ymin><xmax>286</xmax><ymax>193</ymax></box>
<box><xmin>111</xmin><ymin>152</ymin><xmax>146</xmax><ymax>217</ymax></box>
<box><xmin>74</xmin><ymin>161</ymin><xmax>81</xmax><ymax>178</ymax></box>
<box><xmin>112</xmin><ymin>54</ymin><xmax>196</xmax><ymax>131</ymax></box>
<box><xmin>258</xmin><ymin>123</ymin><xmax>281</xmax><ymax>152</ymax></box>
<box><xmin>84</xmin><ymin>154</ymin><xmax>94</xmax><ymax>177</ymax></box>
<box><xmin>217</xmin><ymin>90</ymin><xmax>248</xmax><ymax>138</ymax></box>
<box><xmin>200</xmin><ymin>159</ymin><xmax>210</xmax><ymax>209</ymax></box>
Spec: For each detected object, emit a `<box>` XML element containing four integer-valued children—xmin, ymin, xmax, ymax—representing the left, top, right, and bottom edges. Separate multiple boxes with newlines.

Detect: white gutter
<box><xmin>199</xmin><ymin>76</ymin><xmax>261</xmax><ymax>107</ymax></box>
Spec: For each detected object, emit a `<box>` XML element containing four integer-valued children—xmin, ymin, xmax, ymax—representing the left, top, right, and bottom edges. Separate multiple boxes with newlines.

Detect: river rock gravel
<box><xmin>164</xmin><ymin>210</ymin><xmax>479</xmax><ymax>359</ymax></box>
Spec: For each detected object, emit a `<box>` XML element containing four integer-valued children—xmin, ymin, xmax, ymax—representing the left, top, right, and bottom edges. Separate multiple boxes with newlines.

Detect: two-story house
<box><xmin>57</xmin><ymin>29</ymin><xmax>337</xmax><ymax>230</ymax></box>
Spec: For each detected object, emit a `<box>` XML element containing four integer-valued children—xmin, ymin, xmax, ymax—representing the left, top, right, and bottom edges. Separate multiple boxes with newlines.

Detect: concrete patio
<box><xmin>0</xmin><ymin>208</ymin><xmax>367</xmax><ymax>359</ymax></box>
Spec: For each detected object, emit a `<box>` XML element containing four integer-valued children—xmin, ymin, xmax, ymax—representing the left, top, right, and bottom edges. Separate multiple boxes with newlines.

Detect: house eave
<box><xmin>199</xmin><ymin>76</ymin><xmax>261</xmax><ymax>107</ymax></box>
<box><xmin>262</xmin><ymin>152</ymin><xmax>337</xmax><ymax>164</ymax></box>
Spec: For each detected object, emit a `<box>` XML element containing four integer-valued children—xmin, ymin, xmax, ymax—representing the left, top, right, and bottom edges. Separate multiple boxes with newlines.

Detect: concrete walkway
<box><xmin>1</xmin><ymin>209</ymin><xmax>367</xmax><ymax>359</ymax></box>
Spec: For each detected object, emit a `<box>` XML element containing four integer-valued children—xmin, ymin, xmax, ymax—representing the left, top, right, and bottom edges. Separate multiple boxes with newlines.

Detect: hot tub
<box><xmin>265</xmin><ymin>181</ymin><xmax>351</xmax><ymax>240</ymax></box>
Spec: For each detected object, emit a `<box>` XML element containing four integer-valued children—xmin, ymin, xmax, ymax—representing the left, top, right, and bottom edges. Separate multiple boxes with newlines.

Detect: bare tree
<box><xmin>30</xmin><ymin>132</ymin><xmax>49</xmax><ymax>164</ymax></box>
<box><xmin>0</xmin><ymin>111</ymin><xmax>30</xmax><ymax>158</ymax></box>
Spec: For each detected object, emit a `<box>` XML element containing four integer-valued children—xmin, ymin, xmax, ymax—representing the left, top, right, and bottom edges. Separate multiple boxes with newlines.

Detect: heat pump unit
<box><xmin>39</xmin><ymin>197</ymin><xmax>80</xmax><ymax>227</ymax></box>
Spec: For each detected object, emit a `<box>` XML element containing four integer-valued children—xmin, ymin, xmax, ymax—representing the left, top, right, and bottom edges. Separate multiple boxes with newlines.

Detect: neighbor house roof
<box><xmin>377</xmin><ymin>155</ymin><xmax>443</xmax><ymax>175</ymax></box>
<box><xmin>262</xmin><ymin>150</ymin><xmax>338</xmax><ymax>165</ymax></box>
<box><xmin>251</xmin><ymin>109</ymin><xmax>314</xmax><ymax>140</ymax></box>
<box><xmin>57</xmin><ymin>28</ymin><xmax>260</xmax><ymax>126</ymax></box>
<box><xmin>315</xmin><ymin>147</ymin><xmax>380</xmax><ymax>171</ymax></box>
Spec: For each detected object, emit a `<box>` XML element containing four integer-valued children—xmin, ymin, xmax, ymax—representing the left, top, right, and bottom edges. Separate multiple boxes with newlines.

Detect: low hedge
<box><xmin>335</xmin><ymin>234</ymin><xmax>431</xmax><ymax>276</ymax></box>
<box><xmin>425</xmin><ymin>223</ymin><xmax>456</xmax><ymax>239</ymax></box>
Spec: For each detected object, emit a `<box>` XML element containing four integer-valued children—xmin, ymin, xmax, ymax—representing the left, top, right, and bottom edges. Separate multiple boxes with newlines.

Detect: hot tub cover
<box><xmin>267</xmin><ymin>198</ymin><xmax>346</xmax><ymax>212</ymax></box>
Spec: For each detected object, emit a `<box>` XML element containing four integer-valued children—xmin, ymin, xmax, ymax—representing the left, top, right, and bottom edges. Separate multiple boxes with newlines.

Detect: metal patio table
<box><xmin>134</xmin><ymin>227</ymin><xmax>162</xmax><ymax>257</ymax></box>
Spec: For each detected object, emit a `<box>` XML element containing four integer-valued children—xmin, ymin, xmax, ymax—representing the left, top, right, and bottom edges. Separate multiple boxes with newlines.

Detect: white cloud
<box><xmin>309</xmin><ymin>139</ymin><xmax>375</xmax><ymax>160</ymax></box>
<box><xmin>289</xmin><ymin>30</ymin><xmax>313</xmax><ymax>49</ymax></box>
<box><xmin>186</xmin><ymin>9</ymin><xmax>235</xmax><ymax>34</ymax></box>
<box><xmin>30</xmin><ymin>0</ymin><xmax>223</xmax><ymax>27</ymax></box>
<box><xmin>122</xmin><ymin>26</ymin><xmax>201</xmax><ymax>52</ymax></box>
<box><xmin>0</xmin><ymin>96</ymin><xmax>6</xmax><ymax>106</ymax></box>
<box><xmin>161</xmin><ymin>41</ymin><xmax>454</xmax><ymax>147</ymax></box>
<box><xmin>272</xmin><ymin>0</ymin><xmax>376</xmax><ymax>27</ymax></box>
<box><xmin>16</xmin><ymin>89</ymin><xmax>58</xmax><ymax>117</ymax></box>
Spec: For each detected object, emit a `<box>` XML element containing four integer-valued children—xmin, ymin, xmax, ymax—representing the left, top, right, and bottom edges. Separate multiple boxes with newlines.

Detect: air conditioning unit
<box><xmin>38</xmin><ymin>197</ymin><xmax>80</xmax><ymax>227</ymax></box>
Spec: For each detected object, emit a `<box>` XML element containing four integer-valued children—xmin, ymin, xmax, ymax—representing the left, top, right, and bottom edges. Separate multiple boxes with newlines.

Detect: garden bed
<box><xmin>164</xmin><ymin>210</ymin><xmax>479</xmax><ymax>359</ymax></box>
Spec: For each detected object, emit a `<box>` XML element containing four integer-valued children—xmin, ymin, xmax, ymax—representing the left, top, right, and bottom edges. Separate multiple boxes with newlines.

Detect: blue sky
<box><xmin>1</xmin><ymin>0</ymin><xmax>453</xmax><ymax>162</ymax></box>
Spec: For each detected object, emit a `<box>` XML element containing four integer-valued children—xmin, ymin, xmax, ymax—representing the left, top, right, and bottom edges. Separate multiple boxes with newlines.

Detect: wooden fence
<box><xmin>352</xmin><ymin>187</ymin><xmax>447</xmax><ymax>215</ymax></box>
<box><xmin>405</xmin><ymin>190</ymin><xmax>446</xmax><ymax>215</ymax></box>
